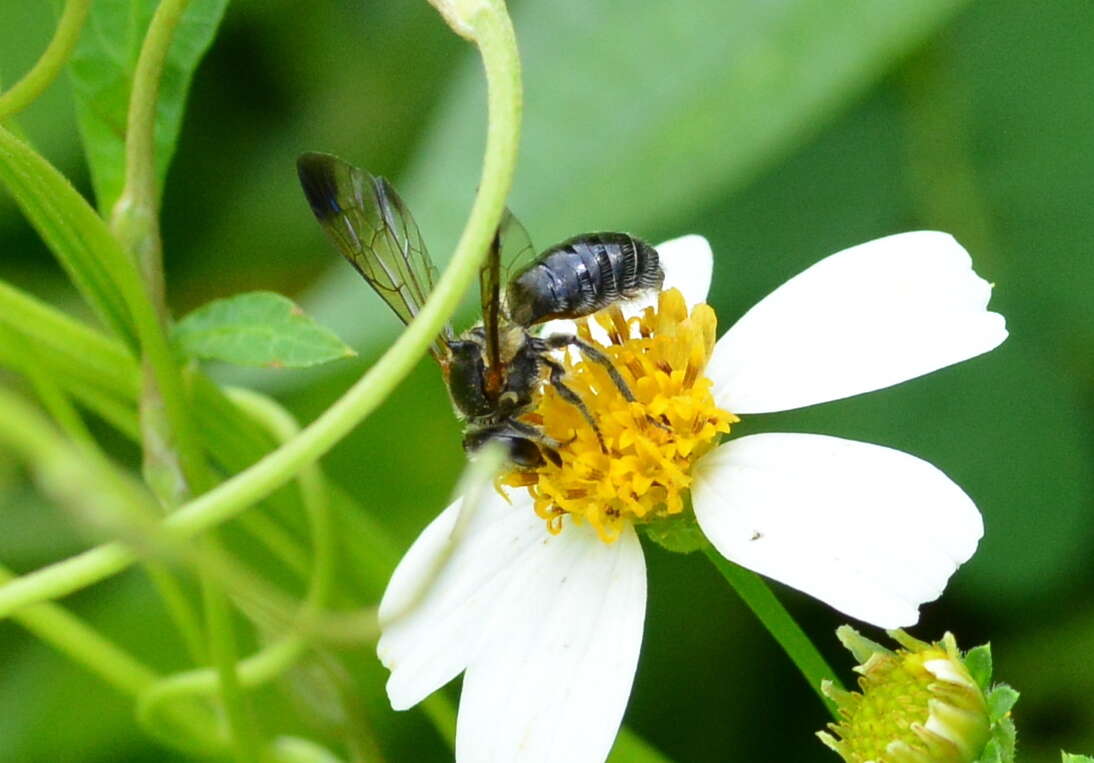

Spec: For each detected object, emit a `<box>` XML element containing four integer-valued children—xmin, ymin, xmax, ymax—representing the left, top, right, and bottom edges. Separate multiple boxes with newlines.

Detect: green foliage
<box><xmin>67</xmin><ymin>0</ymin><xmax>228</xmax><ymax>212</ymax></box>
<box><xmin>0</xmin><ymin>127</ymin><xmax>136</xmax><ymax>347</ymax></box>
<box><xmin>174</xmin><ymin>291</ymin><xmax>355</xmax><ymax>368</ymax></box>
<box><xmin>1061</xmin><ymin>754</ymin><xmax>1094</xmax><ymax>763</ymax></box>
<box><xmin>0</xmin><ymin>0</ymin><xmax>1091</xmax><ymax>761</ymax></box>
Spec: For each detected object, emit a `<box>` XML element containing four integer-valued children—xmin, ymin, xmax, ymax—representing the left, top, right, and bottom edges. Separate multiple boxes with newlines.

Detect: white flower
<box><xmin>377</xmin><ymin>231</ymin><xmax>1007</xmax><ymax>762</ymax></box>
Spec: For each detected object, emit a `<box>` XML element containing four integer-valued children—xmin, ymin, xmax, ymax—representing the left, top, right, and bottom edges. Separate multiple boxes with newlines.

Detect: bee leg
<box><xmin>542</xmin><ymin>357</ymin><xmax>607</xmax><ymax>452</ymax></box>
<box><xmin>546</xmin><ymin>334</ymin><xmax>671</xmax><ymax>433</ymax></box>
<box><xmin>505</xmin><ymin>418</ymin><xmax>568</xmax><ymax>449</ymax></box>
<box><xmin>545</xmin><ymin>334</ymin><xmax>636</xmax><ymax>401</ymax></box>
<box><xmin>504</xmin><ymin>419</ymin><xmax>565</xmax><ymax>466</ymax></box>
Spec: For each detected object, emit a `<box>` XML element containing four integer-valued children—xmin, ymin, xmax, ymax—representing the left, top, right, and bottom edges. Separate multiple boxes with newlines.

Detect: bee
<box><xmin>296</xmin><ymin>152</ymin><xmax>664</xmax><ymax>468</ymax></box>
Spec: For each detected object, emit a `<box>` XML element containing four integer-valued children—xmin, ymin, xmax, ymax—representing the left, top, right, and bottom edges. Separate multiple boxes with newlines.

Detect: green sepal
<box><xmin>986</xmin><ymin>684</ymin><xmax>1019</xmax><ymax>723</ymax></box>
<box><xmin>641</xmin><ymin>512</ymin><xmax>709</xmax><ymax>554</ymax></box>
<box><xmin>965</xmin><ymin>643</ymin><xmax>994</xmax><ymax>690</ymax></box>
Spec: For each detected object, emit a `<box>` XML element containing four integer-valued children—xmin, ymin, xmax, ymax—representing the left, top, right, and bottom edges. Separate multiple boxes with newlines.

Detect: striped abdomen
<box><xmin>505</xmin><ymin>233</ymin><xmax>664</xmax><ymax>326</ymax></box>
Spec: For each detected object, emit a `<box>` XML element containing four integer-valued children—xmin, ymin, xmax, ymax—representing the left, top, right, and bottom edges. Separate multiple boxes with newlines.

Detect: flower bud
<box><xmin>818</xmin><ymin>627</ymin><xmax>995</xmax><ymax>763</ymax></box>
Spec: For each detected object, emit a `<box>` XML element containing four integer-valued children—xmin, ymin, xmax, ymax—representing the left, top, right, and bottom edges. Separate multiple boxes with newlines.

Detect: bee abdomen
<box><xmin>507</xmin><ymin>233</ymin><xmax>664</xmax><ymax>326</ymax></box>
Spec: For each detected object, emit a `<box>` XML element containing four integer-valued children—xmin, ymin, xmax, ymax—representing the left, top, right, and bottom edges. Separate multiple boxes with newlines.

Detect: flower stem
<box><xmin>0</xmin><ymin>0</ymin><xmax>92</xmax><ymax>119</ymax></box>
<box><xmin>112</xmin><ymin>0</ymin><xmax>192</xmax><ymax>303</ymax></box>
<box><xmin>704</xmin><ymin>549</ymin><xmax>843</xmax><ymax>716</ymax></box>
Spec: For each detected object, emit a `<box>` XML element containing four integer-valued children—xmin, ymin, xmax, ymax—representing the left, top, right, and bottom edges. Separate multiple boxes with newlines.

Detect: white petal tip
<box><xmin>708</xmin><ymin>231</ymin><xmax>1009</xmax><ymax>413</ymax></box>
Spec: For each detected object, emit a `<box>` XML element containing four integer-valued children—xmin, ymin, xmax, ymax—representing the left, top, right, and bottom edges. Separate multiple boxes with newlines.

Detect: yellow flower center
<box><xmin>501</xmin><ymin>288</ymin><xmax>737</xmax><ymax>543</ymax></box>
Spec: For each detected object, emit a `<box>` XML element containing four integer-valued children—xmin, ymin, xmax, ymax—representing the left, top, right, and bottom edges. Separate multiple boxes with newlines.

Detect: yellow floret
<box><xmin>500</xmin><ymin>288</ymin><xmax>736</xmax><ymax>543</ymax></box>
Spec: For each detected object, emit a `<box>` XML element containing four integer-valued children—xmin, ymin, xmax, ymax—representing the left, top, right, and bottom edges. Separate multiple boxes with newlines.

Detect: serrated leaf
<box><xmin>66</xmin><ymin>0</ymin><xmax>229</xmax><ymax>213</ymax></box>
<box><xmin>987</xmin><ymin>684</ymin><xmax>1020</xmax><ymax>722</ymax></box>
<box><xmin>965</xmin><ymin>643</ymin><xmax>994</xmax><ymax>689</ymax></box>
<box><xmin>174</xmin><ymin>292</ymin><xmax>355</xmax><ymax>368</ymax></box>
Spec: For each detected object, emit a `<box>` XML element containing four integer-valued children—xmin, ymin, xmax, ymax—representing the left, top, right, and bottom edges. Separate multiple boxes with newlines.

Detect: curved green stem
<box><xmin>224</xmin><ymin>388</ymin><xmax>336</xmax><ymax>610</ymax></box>
<box><xmin>0</xmin><ymin>0</ymin><xmax>522</xmax><ymax>619</ymax></box>
<box><xmin>704</xmin><ymin>549</ymin><xmax>843</xmax><ymax>717</ymax></box>
<box><xmin>112</xmin><ymin>0</ymin><xmax>192</xmax><ymax>303</ymax></box>
<box><xmin>0</xmin><ymin>0</ymin><xmax>92</xmax><ymax>119</ymax></box>
<box><xmin>0</xmin><ymin>563</ymin><xmax>223</xmax><ymax>752</ymax></box>
<box><xmin>202</xmin><ymin>564</ymin><xmax>262</xmax><ymax>763</ymax></box>
<box><xmin>138</xmin><ymin>389</ymin><xmax>337</xmax><ymax>742</ymax></box>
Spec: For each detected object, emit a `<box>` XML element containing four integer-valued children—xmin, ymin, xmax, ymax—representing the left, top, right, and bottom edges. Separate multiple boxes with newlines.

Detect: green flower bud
<box><xmin>818</xmin><ymin>627</ymin><xmax>992</xmax><ymax>763</ymax></box>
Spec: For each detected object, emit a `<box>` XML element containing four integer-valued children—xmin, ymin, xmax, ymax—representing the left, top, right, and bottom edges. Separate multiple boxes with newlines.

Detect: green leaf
<box><xmin>965</xmin><ymin>643</ymin><xmax>994</xmax><ymax>690</ymax></box>
<box><xmin>66</xmin><ymin>0</ymin><xmax>229</xmax><ymax>213</ymax></box>
<box><xmin>0</xmin><ymin>127</ymin><xmax>137</xmax><ymax>348</ymax></box>
<box><xmin>986</xmin><ymin>684</ymin><xmax>1020</xmax><ymax>723</ymax></box>
<box><xmin>1062</xmin><ymin>754</ymin><xmax>1094</xmax><ymax>763</ymax></box>
<box><xmin>174</xmin><ymin>291</ymin><xmax>356</xmax><ymax>368</ymax></box>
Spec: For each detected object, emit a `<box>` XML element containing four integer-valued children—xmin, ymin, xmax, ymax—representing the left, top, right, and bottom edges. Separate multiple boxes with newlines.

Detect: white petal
<box><xmin>540</xmin><ymin>233</ymin><xmax>714</xmax><ymax>341</ymax></box>
<box><xmin>707</xmin><ymin>231</ymin><xmax>1008</xmax><ymax>414</ymax></box>
<box><xmin>377</xmin><ymin>491</ymin><xmax>549</xmax><ymax>710</ymax></box>
<box><xmin>456</xmin><ymin>522</ymin><xmax>646</xmax><ymax>763</ymax></box>
<box><xmin>651</xmin><ymin>233</ymin><xmax>714</xmax><ymax>309</ymax></box>
<box><xmin>692</xmin><ymin>433</ymin><xmax>983</xmax><ymax>628</ymax></box>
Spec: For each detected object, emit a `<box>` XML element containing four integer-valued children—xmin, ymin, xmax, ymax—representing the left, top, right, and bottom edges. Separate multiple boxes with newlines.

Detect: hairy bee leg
<box><xmin>542</xmin><ymin>357</ymin><xmax>607</xmax><ymax>452</ymax></box>
<box><xmin>546</xmin><ymin>333</ymin><xmax>671</xmax><ymax>433</ymax></box>
<box><xmin>545</xmin><ymin>333</ymin><xmax>636</xmax><ymax>401</ymax></box>
<box><xmin>502</xmin><ymin>419</ymin><xmax>565</xmax><ymax>466</ymax></box>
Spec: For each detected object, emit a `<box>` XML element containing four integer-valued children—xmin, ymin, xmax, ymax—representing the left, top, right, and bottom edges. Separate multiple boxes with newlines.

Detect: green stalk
<box><xmin>139</xmin><ymin>389</ymin><xmax>341</xmax><ymax>750</ymax></box>
<box><xmin>0</xmin><ymin>321</ymin><xmax>206</xmax><ymax>664</ymax></box>
<box><xmin>202</xmin><ymin>564</ymin><xmax>263</xmax><ymax>763</ymax></box>
<box><xmin>111</xmin><ymin>2</ymin><xmax>258</xmax><ymax>754</ymax></box>
<box><xmin>0</xmin><ymin>563</ymin><xmax>222</xmax><ymax>753</ymax></box>
<box><xmin>111</xmin><ymin>0</ymin><xmax>191</xmax><ymax>305</ymax></box>
<box><xmin>0</xmin><ymin>0</ymin><xmax>92</xmax><ymax>119</ymax></box>
<box><xmin>704</xmin><ymin>549</ymin><xmax>843</xmax><ymax>716</ymax></box>
<box><xmin>0</xmin><ymin>0</ymin><xmax>523</xmax><ymax>617</ymax></box>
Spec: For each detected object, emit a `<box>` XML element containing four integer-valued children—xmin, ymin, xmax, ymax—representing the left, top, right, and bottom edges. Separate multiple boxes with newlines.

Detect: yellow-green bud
<box><xmin>818</xmin><ymin>627</ymin><xmax>992</xmax><ymax>763</ymax></box>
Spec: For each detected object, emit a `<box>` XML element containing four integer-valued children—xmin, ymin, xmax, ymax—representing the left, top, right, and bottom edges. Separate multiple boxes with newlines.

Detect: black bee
<box><xmin>296</xmin><ymin>152</ymin><xmax>664</xmax><ymax>468</ymax></box>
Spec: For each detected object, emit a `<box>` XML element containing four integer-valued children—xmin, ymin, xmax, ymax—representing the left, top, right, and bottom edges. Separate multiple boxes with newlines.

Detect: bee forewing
<box><xmin>297</xmin><ymin>152</ymin><xmax>452</xmax><ymax>356</ymax></box>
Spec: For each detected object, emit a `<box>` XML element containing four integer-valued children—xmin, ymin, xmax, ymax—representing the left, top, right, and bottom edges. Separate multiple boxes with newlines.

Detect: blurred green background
<box><xmin>1</xmin><ymin>0</ymin><xmax>1092</xmax><ymax>760</ymax></box>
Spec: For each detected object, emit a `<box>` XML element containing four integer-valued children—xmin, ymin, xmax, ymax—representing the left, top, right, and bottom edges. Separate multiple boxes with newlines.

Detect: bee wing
<box><xmin>498</xmin><ymin>209</ymin><xmax>538</xmax><ymax>289</ymax></box>
<box><xmin>479</xmin><ymin>209</ymin><xmax>535</xmax><ymax>385</ymax></box>
<box><xmin>297</xmin><ymin>152</ymin><xmax>452</xmax><ymax>357</ymax></box>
